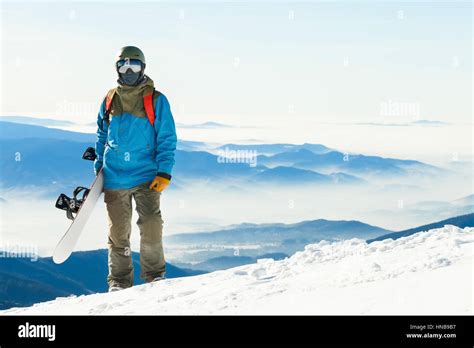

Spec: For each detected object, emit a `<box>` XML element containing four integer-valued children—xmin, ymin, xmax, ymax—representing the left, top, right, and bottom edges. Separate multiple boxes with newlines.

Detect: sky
<box><xmin>0</xmin><ymin>1</ymin><xmax>472</xmax><ymax>129</ymax></box>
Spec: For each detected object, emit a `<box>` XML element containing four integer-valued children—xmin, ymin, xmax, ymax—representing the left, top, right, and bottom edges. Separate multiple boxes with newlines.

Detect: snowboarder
<box><xmin>94</xmin><ymin>46</ymin><xmax>177</xmax><ymax>292</ymax></box>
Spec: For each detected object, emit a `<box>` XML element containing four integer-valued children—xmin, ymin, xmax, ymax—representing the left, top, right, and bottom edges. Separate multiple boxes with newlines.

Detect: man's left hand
<box><xmin>149</xmin><ymin>175</ymin><xmax>170</xmax><ymax>192</ymax></box>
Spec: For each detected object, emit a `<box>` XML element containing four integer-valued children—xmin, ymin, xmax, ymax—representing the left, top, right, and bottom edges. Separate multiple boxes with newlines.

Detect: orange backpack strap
<box><xmin>143</xmin><ymin>86</ymin><xmax>161</xmax><ymax>127</ymax></box>
<box><xmin>103</xmin><ymin>88</ymin><xmax>117</xmax><ymax>125</ymax></box>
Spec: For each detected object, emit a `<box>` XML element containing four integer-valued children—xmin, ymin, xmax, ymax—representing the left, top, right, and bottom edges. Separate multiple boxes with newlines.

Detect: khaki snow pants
<box><xmin>104</xmin><ymin>181</ymin><xmax>165</xmax><ymax>288</ymax></box>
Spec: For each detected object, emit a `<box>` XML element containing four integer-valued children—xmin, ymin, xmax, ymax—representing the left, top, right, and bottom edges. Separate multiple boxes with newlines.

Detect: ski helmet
<box><xmin>115</xmin><ymin>46</ymin><xmax>146</xmax><ymax>86</ymax></box>
<box><xmin>116</xmin><ymin>46</ymin><xmax>146</xmax><ymax>65</ymax></box>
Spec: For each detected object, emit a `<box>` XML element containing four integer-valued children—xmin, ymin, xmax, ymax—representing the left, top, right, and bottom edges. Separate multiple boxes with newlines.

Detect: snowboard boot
<box><xmin>108</xmin><ymin>285</ymin><xmax>125</xmax><ymax>292</ymax></box>
<box><xmin>152</xmin><ymin>275</ymin><xmax>166</xmax><ymax>283</ymax></box>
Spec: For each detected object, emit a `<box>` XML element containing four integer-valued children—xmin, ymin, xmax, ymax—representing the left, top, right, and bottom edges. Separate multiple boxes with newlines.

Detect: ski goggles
<box><xmin>116</xmin><ymin>59</ymin><xmax>143</xmax><ymax>73</ymax></box>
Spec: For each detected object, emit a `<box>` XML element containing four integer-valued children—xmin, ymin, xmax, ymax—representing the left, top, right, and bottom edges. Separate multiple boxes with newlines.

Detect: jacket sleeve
<box><xmin>95</xmin><ymin>99</ymin><xmax>108</xmax><ymax>171</ymax></box>
<box><xmin>154</xmin><ymin>94</ymin><xmax>177</xmax><ymax>177</ymax></box>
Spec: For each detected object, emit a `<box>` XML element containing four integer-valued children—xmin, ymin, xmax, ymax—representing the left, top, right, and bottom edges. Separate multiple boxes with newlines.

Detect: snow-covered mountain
<box><xmin>3</xmin><ymin>225</ymin><xmax>472</xmax><ymax>315</ymax></box>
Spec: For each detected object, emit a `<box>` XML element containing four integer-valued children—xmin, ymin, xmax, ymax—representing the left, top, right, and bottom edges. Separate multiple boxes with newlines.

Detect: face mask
<box><xmin>119</xmin><ymin>70</ymin><xmax>142</xmax><ymax>86</ymax></box>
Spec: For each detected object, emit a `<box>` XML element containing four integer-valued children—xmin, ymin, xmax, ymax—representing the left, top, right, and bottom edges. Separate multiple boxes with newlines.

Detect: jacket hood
<box><xmin>114</xmin><ymin>75</ymin><xmax>155</xmax><ymax>116</ymax></box>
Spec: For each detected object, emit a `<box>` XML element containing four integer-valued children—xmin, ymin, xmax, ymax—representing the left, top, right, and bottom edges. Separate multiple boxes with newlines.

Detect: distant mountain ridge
<box><xmin>0</xmin><ymin>122</ymin><xmax>368</xmax><ymax>192</ymax></box>
<box><xmin>216</xmin><ymin>143</ymin><xmax>332</xmax><ymax>156</ymax></box>
<box><xmin>0</xmin><ymin>116</ymin><xmax>75</xmax><ymax>127</ymax></box>
<box><xmin>0</xmin><ymin>121</ymin><xmax>96</xmax><ymax>142</ymax></box>
<box><xmin>367</xmin><ymin>212</ymin><xmax>474</xmax><ymax>243</ymax></box>
<box><xmin>166</xmin><ymin>219</ymin><xmax>392</xmax><ymax>246</ymax></box>
<box><xmin>177</xmin><ymin>121</ymin><xmax>233</xmax><ymax>129</ymax></box>
<box><xmin>258</xmin><ymin>149</ymin><xmax>440</xmax><ymax>177</ymax></box>
<box><xmin>0</xmin><ymin>120</ymin><xmax>210</xmax><ymax>152</ymax></box>
<box><xmin>0</xmin><ymin>121</ymin><xmax>445</xmax><ymax>194</ymax></box>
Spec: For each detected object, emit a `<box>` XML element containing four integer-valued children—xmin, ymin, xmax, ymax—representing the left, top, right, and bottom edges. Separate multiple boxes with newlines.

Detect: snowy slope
<box><xmin>2</xmin><ymin>225</ymin><xmax>472</xmax><ymax>315</ymax></box>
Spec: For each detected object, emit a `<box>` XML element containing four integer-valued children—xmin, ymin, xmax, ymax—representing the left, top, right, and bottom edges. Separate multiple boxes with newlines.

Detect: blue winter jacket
<box><xmin>94</xmin><ymin>80</ymin><xmax>177</xmax><ymax>190</ymax></box>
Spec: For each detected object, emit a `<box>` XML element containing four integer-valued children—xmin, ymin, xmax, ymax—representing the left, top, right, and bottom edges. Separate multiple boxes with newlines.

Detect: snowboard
<box><xmin>53</xmin><ymin>147</ymin><xmax>104</xmax><ymax>264</ymax></box>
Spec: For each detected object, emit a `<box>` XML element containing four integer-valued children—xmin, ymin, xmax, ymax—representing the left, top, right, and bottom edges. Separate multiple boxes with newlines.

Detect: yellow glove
<box><xmin>149</xmin><ymin>175</ymin><xmax>170</xmax><ymax>193</ymax></box>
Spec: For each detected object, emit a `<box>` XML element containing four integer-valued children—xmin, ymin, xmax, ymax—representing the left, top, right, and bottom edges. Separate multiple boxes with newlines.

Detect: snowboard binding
<box><xmin>55</xmin><ymin>186</ymin><xmax>90</xmax><ymax>220</ymax></box>
<box><xmin>55</xmin><ymin>147</ymin><xmax>97</xmax><ymax>220</ymax></box>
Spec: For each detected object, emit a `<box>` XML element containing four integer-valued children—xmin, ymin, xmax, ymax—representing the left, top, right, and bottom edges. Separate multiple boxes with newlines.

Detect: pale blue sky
<box><xmin>1</xmin><ymin>1</ymin><xmax>471</xmax><ymax>126</ymax></box>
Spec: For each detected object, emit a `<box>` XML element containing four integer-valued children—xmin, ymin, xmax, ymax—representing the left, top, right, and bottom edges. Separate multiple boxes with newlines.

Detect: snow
<box><xmin>2</xmin><ymin>225</ymin><xmax>473</xmax><ymax>315</ymax></box>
